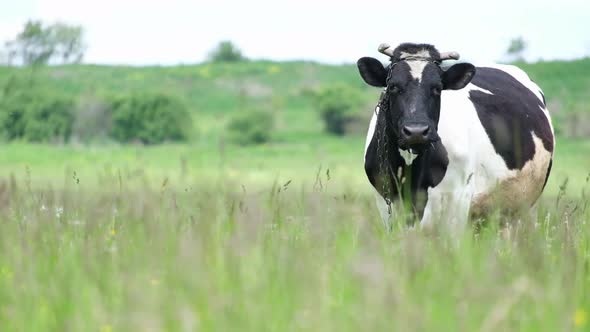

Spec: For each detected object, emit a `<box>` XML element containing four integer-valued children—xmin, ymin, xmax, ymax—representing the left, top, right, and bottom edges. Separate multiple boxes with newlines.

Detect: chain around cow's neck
<box><xmin>374</xmin><ymin>91</ymin><xmax>400</xmax><ymax>213</ymax></box>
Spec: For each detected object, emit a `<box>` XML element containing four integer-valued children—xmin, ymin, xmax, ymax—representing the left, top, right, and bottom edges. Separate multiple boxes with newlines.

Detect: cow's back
<box><xmin>469</xmin><ymin>65</ymin><xmax>554</xmax><ymax>169</ymax></box>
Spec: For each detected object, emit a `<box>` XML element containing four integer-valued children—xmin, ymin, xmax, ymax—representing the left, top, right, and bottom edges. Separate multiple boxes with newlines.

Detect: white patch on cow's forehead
<box><xmin>400</xmin><ymin>50</ymin><xmax>431</xmax><ymax>82</ymax></box>
<box><xmin>407</xmin><ymin>61</ymin><xmax>428</xmax><ymax>82</ymax></box>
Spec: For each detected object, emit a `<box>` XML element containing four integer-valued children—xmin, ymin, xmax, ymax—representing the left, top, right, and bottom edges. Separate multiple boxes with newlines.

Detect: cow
<box><xmin>358</xmin><ymin>42</ymin><xmax>554</xmax><ymax>232</ymax></box>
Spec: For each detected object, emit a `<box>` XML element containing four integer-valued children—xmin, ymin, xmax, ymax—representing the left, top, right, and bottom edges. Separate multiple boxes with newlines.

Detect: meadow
<box><xmin>0</xmin><ymin>137</ymin><xmax>588</xmax><ymax>331</ymax></box>
<box><xmin>1</xmin><ymin>58</ymin><xmax>590</xmax><ymax>331</ymax></box>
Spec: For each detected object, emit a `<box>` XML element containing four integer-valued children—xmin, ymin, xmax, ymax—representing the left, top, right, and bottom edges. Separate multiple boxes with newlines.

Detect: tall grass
<box><xmin>0</xmin><ymin>167</ymin><xmax>588</xmax><ymax>331</ymax></box>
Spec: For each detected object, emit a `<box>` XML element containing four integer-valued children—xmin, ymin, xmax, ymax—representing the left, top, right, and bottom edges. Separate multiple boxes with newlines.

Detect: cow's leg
<box><xmin>420</xmin><ymin>141</ymin><xmax>476</xmax><ymax>235</ymax></box>
<box><xmin>420</xmin><ymin>186</ymin><xmax>473</xmax><ymax>235</ymax></box>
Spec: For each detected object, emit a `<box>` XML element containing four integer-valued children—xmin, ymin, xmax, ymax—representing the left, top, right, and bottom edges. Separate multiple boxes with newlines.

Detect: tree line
<box><xmin>0</xmin><ymin>20</ymin><xmax>247</xmax><ymax>66</ymax></box>
<box><xmin>2</xmin><ymin>20</ymin><xmax>85</xmax><ymax>66</ymax></box>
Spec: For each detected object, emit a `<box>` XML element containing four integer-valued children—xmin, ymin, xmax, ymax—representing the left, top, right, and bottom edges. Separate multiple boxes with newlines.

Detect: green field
<box><xmin>1</xmin><ymin>58</ymin><xmax>590</xmax><ymax>331</ymax></box>
<box><xmin>0</xmin><ymin>136</ymin><xmax>588</xmax><ymax>331</ymax></box>
<box><xmin>0</xmin><ymin>136</ymin><xmax>588</xmax><ymax>195</ymax></box>
<box><xmin>0</xmin><ymin>141</ymin><xmax>589</xmax><ymax>331</ymax></box>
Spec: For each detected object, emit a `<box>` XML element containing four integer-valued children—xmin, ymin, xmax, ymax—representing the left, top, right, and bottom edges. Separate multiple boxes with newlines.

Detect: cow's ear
<box><xmin>357</xmin><ymin>57</ymin><xmax>387</xmax><ymax>87</ymax></box>
<box><xmin>442</xmin><ymin>63</ymin><xmax>475</xmax><ymax>90</ymax></box>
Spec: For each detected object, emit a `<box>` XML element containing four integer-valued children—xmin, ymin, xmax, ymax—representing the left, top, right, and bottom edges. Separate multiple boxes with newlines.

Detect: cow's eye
<box><xmin>432</xmin><ymin>86</ymin><xmax>442</xmax><ymax>96</ymax></box>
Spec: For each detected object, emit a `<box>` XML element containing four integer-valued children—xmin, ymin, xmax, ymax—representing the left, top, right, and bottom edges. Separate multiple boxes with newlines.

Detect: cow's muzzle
<box><xmin>399</xmin><ymin>123</ymin><xmax>437</xmax><ymax>150</ymax></box>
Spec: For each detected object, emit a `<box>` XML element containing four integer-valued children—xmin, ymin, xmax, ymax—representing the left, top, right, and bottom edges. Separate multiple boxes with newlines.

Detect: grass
<box><xmin>0</xmin><ymin>137</ymin><xmax>589</xmax><ymax>331</ymax></box>
<box><xmin>0</xmin><ymin>160</ymin><xmax>589</xmax><ymax>331</ymax></box>
<box><xmin>0</xmin><ymin>136</ymin><xmax>588</xmax><ymax>195</ymax></box>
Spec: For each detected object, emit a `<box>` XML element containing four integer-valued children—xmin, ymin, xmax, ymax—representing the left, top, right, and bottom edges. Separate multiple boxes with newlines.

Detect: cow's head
<box><xmin>357</xmin><ymin>43</ymin><xmax>475</xmax><ymax>151</ymax></box>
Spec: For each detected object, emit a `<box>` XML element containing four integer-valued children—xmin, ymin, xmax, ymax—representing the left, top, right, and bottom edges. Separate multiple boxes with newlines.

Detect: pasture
<box><xmin>1</xmin><ymin>57</ymin><xmax>590</xmax><ymax>331</ymax></box>
<box><xmin>0</xmin><ymin>136</ymin><xmax>589</xmax><ymax>331</ymax></box>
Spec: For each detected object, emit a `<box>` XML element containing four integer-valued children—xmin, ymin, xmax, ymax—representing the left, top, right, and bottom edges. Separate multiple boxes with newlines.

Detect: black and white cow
<box><xmin>358</xmin><ymin>43</ymin><xmax>554</xmax><ymax>231</ymax></box>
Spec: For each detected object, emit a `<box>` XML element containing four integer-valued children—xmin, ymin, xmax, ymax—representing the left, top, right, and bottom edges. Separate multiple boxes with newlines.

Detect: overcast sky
<box><xmin>1</xmin><ymin>0</ymin><xmax>589</xmax><ymax>65</ymax></box>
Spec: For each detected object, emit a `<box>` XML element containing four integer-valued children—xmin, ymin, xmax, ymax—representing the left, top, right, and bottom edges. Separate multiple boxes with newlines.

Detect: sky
<box><xmin>1</xmin><ymin>0</ymin><xmax>589</xmax><ymax>66</ymax></box>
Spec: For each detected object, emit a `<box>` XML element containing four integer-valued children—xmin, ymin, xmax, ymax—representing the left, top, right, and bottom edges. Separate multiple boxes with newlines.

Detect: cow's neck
<box><xmin>370</xmin><ymin>114</ymin><xmax>449</xmax><ymax>217</ymax></box>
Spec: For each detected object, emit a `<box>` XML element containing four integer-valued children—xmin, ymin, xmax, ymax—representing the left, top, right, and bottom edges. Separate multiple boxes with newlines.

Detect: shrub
<box><xmin>109</xmin><ymin>94</ymin><xmax>192</xmax><ymax>144</ymax></box>
<box><xmin>313</xmin><ymin>84</ymin><xmax>362</xmax><ymax>135</ymax></box>
<box><xmin>226</xmin><ymin>110</ymin><xmax>273</xmax><ymax>145</ymax></box>
<box><xmin>22</xmin><ymin>96</ymin><xmax>74</xmax><ymax>142</ymax></box>
<box><xmin>0</xmin><ymin>91</ymin><xmax>29</xmax><ymax>141</ymax></box>
<box><xmin>208</xmin><ymin>41</ymin><xmax>246</xmax><ymax>63</ymax></box>
<box><xmin>0</xmin><ymin>89</ymin><xmax>74</xmax><ymax>143</ymax></box>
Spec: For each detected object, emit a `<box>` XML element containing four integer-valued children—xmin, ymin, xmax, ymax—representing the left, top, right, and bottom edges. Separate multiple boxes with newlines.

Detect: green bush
<box><xmin>0</xmin><ymin>89</ymin><xmax>74</xmax><ymax>143</ymax></box>
<box><xmin>226</xmin><ymin>110</ymin><xmax>274</xmax><ymax>145</ymax></box>
<box><xmin>0</xmin><ymin>91</ymin><xmax>29</xmax><ymax>141</ymax></box>
<box><xmin>208</xmin><ymin>40</ymin><xmax>246</xmax><ymax>63</ymax></box>
<box><xmin>23</xmin><ymin>96</ymin><xmax>74</xmax><ymax>142</ymax></box>
<box><xmin>313</xmin><ymin>84</ymin><xmax>362</xmax><ymax>135</ymax></box>
<box><xmin>109</xmin><ymin>94</ymin><xmax>192</xmax><ymax>144</ymax></box>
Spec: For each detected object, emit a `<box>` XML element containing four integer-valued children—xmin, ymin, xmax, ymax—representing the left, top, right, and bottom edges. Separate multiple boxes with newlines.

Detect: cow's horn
<box><xmin>439</xmin><ymin>51</ymin><xmax>460</xmax><ymax>61</ymax></box>
<box><xmin>378</xmin><ymin>43</ymin><xmax>394</xmax><ymax>57</ymax></box>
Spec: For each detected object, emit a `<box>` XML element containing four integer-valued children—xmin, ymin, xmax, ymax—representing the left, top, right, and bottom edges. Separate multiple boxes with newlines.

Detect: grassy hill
<box><xmin>1</xmin><ymin>57</ymin><xmax>589</xmax><ymax>142</ymax></box>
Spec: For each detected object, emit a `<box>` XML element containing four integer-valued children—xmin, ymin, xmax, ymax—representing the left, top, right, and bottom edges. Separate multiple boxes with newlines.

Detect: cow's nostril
<box><xmin>422</xmin><ymin>126</ymin><xmax>430</xmax><ymax>136</ymax></box>
<box><xmin>402</xmin><ymin>126</ymin><xmax>413</xmax><ymax>137</ymax></box>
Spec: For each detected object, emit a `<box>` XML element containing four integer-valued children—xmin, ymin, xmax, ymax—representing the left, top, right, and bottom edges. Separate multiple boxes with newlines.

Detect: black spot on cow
<box><xmin>469</xmin><ymin>67</ymin><xmax>554</xmax><ymax>170</ymax></box>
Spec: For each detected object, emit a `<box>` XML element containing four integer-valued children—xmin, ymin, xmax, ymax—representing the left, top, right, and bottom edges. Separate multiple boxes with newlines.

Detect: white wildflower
<box><xmin>55</xmin><ymin>207</ymin><xmax>64</xmax><ymax>218</ymax></box>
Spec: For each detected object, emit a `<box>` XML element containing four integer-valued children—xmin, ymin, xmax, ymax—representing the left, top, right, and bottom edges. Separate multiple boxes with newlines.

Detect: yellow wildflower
<box><xmin>267</xmin><ymin>65</ymin><xmax>281</xmax><ymax>74</ymax></box>
<box><xmin>199</xmin><ymin>66</ymin><xmax>211</xmax><ymax>78</ymax></box>
<box><xmin>575</xmin><ymin>308</ymin><xmax>587</xmax><ymax>327</ymax></box>
<box><xmin>0</xmin><ymin>267</ymin><xmax>13</xmax><ymax>281</ymax></box>
<box><xmin>100</xmin><ymin>324</ymin><xmax>113</xmax><ymax>332</ymax></box>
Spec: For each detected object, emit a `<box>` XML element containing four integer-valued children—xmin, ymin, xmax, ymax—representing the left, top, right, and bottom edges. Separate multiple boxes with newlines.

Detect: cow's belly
<box><xmin>469</xmin><ymin>133</ymin><xmax>552</xmax><ymax>216</ymax></box>
<box><xmin>422</xmin><ymin>131</ymin><xmax>552</xmax><ymax>229</ymax></box>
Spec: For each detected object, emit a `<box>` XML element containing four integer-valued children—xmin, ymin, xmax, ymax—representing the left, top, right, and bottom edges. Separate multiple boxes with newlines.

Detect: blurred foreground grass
<box><xmin>0</xmin><ymin>138</ymin><xmax>589</xmax><ymax>331</ymax></box>
<box><xmin>0</xmin><ymin>168</ymin><xmax>589</xmax><ymax>331</ymax></box>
